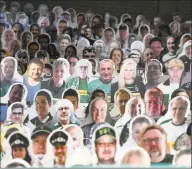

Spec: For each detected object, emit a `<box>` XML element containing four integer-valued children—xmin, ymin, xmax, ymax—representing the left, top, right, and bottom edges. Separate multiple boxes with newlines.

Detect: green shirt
<box><xmin>0</xmin><ymin>80</ymin><xmax>11</xmax><ymax>97</ymax></box>
<box><xmin>78</xmin><ymin>79</ymin><xmax>88</xmax><ymax>103</ymax></box>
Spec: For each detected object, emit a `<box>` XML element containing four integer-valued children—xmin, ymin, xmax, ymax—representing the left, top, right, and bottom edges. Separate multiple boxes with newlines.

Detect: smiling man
<box><xmin>88</xmin><ymin>59</ymin><xmax>115</xmax><ymax>102</ymax></box>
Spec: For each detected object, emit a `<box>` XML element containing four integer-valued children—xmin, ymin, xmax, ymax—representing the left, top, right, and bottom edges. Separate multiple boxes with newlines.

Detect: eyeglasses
<box><xmin>143</xmin><ymin>137</ymin><xmax>162</xmax><ymax>145</ymax></box>
<box><xmin>95</xmin><ymin>140</ymin><xmax>116</xmax><ymax>147</ymax></box>
<box><xmin>12</xmin><ymin>112</ymin><xmax>23</xmax><ymax>116</ymax></box>
<box><xmin>58</xmin><ymin>107</ymin><xmax>69</xmax><ymax>111</ymax></box>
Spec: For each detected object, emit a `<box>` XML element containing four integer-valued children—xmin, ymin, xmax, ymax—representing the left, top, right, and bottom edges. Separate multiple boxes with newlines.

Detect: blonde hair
<box><xmin>118</xmin><ymin>58</ymin><xmax>137</xmax><ymax>88</ymax></box>
<box><xmin>121</xmin><ymin>147</ymin><xmax>151</xmax><ymax>167</ymax></box>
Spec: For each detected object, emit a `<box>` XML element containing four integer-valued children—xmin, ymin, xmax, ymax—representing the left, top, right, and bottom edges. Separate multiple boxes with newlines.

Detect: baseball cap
<box><xmin>31</xmin><ymin>125</ymin><xmax>52</xmax><ymax>139</ymax></box>
<box><xmin>95</xmin><ymin>126</ymin><xmax>116</xmax><ymax>141</ymax></box>
<box><xmin>166</xmin><ymin>58</ymin><xmax>184</xmax><ymax>69</ymax></box>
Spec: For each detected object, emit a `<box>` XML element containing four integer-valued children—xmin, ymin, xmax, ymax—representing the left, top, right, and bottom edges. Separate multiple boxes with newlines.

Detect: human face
<box><xmin>68</xmin><ymin>57</ymin><xmax>78</xmax><ymax>75</ymax></box>
<box><xmin>124</xmin><ymin>64</ymin><xmax>135</xmax><ymax>81</ymax></box>
<box><xmin>116</xmin><ymin>92</ymin><xmax>130</xmax><ymax>115</ymax></box>
<box><xmin>111</xmin><ymin>50</ymin><xmax>121</xmax><ymax>65</ymax></box>
<box><xmin>58</xmin><ymin>22</ymin><xmax>67</xmax><ymax>33</ymax></box>
<box><xmin>79</xmin><ymin>66</ymin><xmax>88</xmax><ymax>79</ymax></box>
<box><xmin>59</xmin><ymin>39</ymin><xmax>69</xmax><ymax>51</ymax></box>
<box><xmin>95</xmin><ymin>135</ymin><xmax>116</xmax><ymax>164</ymax></box>
<box><xmin>32</xmin><ymin>135</ymin><xmax>48</xmax><ymax>159</ymax></box>
<box><xmin>130</xmin><ymin>55</ymin><xmax>140</xmax><ymax>64</ymax></box>
<box><xmin>129</xmin><ymin>98</ymin><xmax>145</xmax><ymax>117</ymax></box>
<box><xmin>171</xmin><ymin>99</ymin><xmax>187</xmax><ymax>124</ymax></box>
<box><xmin>53</xmin><ymin>64</ymin><xmax>66</xmax><ymax>85</ymax></box>
<box><xmin>166</xmin><ymin>37</ymin><xmax>176</xmax><ymax>54</ymax></box>
<box><xmin>12</xmin><ymin>147</ymin><xmax>27</xmax><ymax>159</ymax></box>
<box><xmin>128</xmin><ymin>36</ymin><xmax>136</xmax><ymax>47</ymax></box>
<box><xmin>173</xmin><ymin>15</ymin><xmax>181</xmax><ymax>23</ymax></box>
<box><xmin>66</xmin><ymin>127</ymin><xmax>81</xmax><ymax>149</ymax></box>
<box><xmin>83</xmin><ymin>52</ymin><xmax>96</xmax><ymax>59</ymax></box>
<box><xmin>35</xmin><ymin>95</ymin><xmax>51</xmax><ymax>117</ymax></box>
<box><xmin>11</xmin><ymin>107</ymin><xmax>23</xmax><ymax>123</ymax></box>
<box><xmin>119</xmin><ymin>29</ymin><xmax>127</xmax><ymax>40</ymax></box>
<box><xmin>31</xmin><ymin>25</ymin><xmax>39</xmax><ymax>38</ymax></box>
<box><xmin>146</xmin><ymin>61</ymin><xmax>161</xmax><ymax>81</ymax></box>
<box><xmin>9</xmin><ymin>85</ymin><xmax>24</xmax><ymax>103</ymax></box>
<box><xmin>3</xmin><ymin>60</ymin><xmax>14</xmax><ymax>78</ymax></box>
<box><xmin>92</xmin><ymin>100</ymin><xmax>107</xmax><ymax>123</ymax></box>
<box><xmin>22</xmin><ymin>33</ymin><xmax>32</xmax><ymax>45</ymax></box>
<box><xmin>142</xmin><ymin>129</ymin><xmax>166</xmax><ymax>163</ymax></box>
<box><xmin>77</xmin><ymin>15</ymin><xmax>85</xmax><ymax>26</ymax></box>
<box><xmin>92</xmin><ymin>17</ymin><xmax>101</xmax><ymax>27</ymax></box>
<box><xmin>57</xmin><ymin>105</ymin><xmax>70</xmax><ymax>121</ymax></box>
<box><xmin>99</xmin><ymin>61</ymin><xmax>114</xmax><ymax>83</ymax></box>
<box><xmin>12</xmin><ymin>24</ymin><xmax>22</xmax><ymax>40</ymax></box>
<box><xmin>5</xmin><ymin>30</ymin><xmax>14</xmax><ymax>43</ymax></box>
<box><xmin>64</xmin><ymin>96</ymin><xmax>78</xmax><ymax>111</ymax></box>
<box><xmin>84</xmin><ymin>28</ymin><xmax>91</xmax><ymax>38</ymax></box>
<box><xmin>145</xmin><ymin>95</ymin><xmax>162</xmax><ymax>118</ymax></box>
<box><xmin>28</xmin><ymin>63</ymin><xmax>42</xmax><ymax>80</ymax></box>
<box><xmin>17</xmin><ymin>53</ymin><xmax>28</xmax><ymax>64</ymax></box>
<box><xmin>92</xmin><ymin>92</ymin><xmax>105</xmax><ymax>100</ymax></box>
<box><xmin>167</xmin><ymin>67</ymin><xmax>183</xmax><ymax>83</ymax></box>
<box><xmin>104</xmin><ymin>30</ymin><xmax>114</xmax><ymax>43</ymax></box>
<box><xmin>186</xmin><ymin>45</ymin><xmax>192</xmax><ymax>59</ymax></box>
<box><xmin>154</xmin><ymin>17</ymin><xmax>161</xmax><ymax>26</ymax></box>
<box><xmin>28</xmin><ymin>44</ymin><xmax>39</xmax><ymax>58</ymax></box>
<box><xmin>54</xmin><ymin>144</ymin><xmax>67</xmax><ymax>164</ymax></box>
<box><xmin>38</xmin><ymin>38</ymin><xmax>49</xmax><ymax>50</ymax></box>
<box><xmin>132</xmin><ymin>122</ymin><xmax>149</xmax><ymax>145</ymax></box>
<box><xmin>65</xmin><ymin>47</ymin><xmax>75</xmax><ymax>57</ymax></box>
<box><xmin>143</xmin><ymin>48</ymin><xmax>155</xmax><ymax>63</ymax></box>
<box><xmin>145</xmin><ymin>35</ymin><xmax>153</xmax><ymax>48</ymax></box>
<box><xmin>150</xmin><ymin>41</ymin><xmax>163</xmax><ymax>58</ymax></box>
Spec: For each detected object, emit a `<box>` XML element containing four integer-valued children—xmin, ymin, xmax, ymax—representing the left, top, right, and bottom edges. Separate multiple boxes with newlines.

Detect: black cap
<box><xmin>95</xmin><ymin>127</ymin><xmax>116</xmax><ymax>141</ymax></box>
<box><xmin>5</xmin><ymin>127</ymin><xmax>19</xmax><ymax>139</ymax></box>
<box><xmin>9</xmin><ymin>132</ymin><xmax>29</xmax><ymax>148</ymax></box>
<box><xmin>50</xmin><ymin>131</ymin><xmax>68</xmax><ymax>146</ymax></box>
<box><xmin>119</xmin><ymin>24</ymin><xmax>127</xmax><ymax>30</ymax></box>
<box><xmin>83</xmin><ymin>46</ymin><xmax>96</xmax><ymax>55</ymax></box>
<box><xmin>31</xmin><ymin>125</ymin><xmax>52</xmax><ymax>139</ymax></box>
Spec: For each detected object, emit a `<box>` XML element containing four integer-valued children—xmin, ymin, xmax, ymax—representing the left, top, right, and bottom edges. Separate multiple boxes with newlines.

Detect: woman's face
<box><xmin>104</xmin><ymin>30</ymin><xmax>114</xmax><ymax>43</ymax></box>
<box><xmin>22</xmin><ymin>33</ymin><xmax>32</xmax><ymax>45</ymax></box>
<box><xmin>128</xmin><ymin>36</ymin><xmax>136</xmax><ymax>47</ymax></box>
<box><xmin>112</xmin><ymin>50</ymin><xmax>121</xmax><ymax>65</ymax></box>
<box><xmin>145</xmin><ymin>35</ymin><xmax>153</xmax><ymax>48</ymax></box>
<box><xmin>40</xmin><ymin>19</ymin><xmax>48</xmax><ymax>28</ymax></box>
<box><xmin>12</xmin><ymin>146</ymin><xmax>27</xmax><ymax>159</ymax></box>
<box><xmin>5</xmin><ymin>31</ymin><xmax>14</xmax><ymax>43</ymax></box>
<box><xmin>172</xmin><ymin>23</ymin><xmax>178</xmax><ymax>32</ymax></box>
<box><xmin>31</xmin><ymin>25</ymin><xmax>39</xmax><ymax>37</ymax></box>
<box><xmin>143</xmin><ymin>48</ymin><xmax>155</xmax><ymax>63</ymax></box>
<box><xmin>65</xmin><ymin>47</ymin><xmax>75</xmax><ymax>57</ymax></box>
<box><xmin>59</xmin><ymin>39</ymin><xmax>70</xmax><ymax>51</ymax></box>
<box><xmin>3</xmin><ymin>60</ymin><xmax>14</xmax><ymax>78</ymax></box>
<box><xmin>124</xmin><ymin>64</ymin><xmax>135</xmax><ymax>80</ymax></box>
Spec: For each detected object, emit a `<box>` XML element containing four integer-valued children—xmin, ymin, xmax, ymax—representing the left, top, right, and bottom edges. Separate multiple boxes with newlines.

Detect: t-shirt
<box><xmin>78</xmin><ymin>79</ymin><xmax>88</xmax><ymax>103</ymax></box>
<box><xmin>88</xmin><ymin>78</ymin><xmax>111</xmax><ymax>102</ymax></box>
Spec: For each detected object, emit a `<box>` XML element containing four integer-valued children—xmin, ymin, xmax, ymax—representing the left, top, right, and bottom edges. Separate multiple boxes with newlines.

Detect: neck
<box><xmin>38</xmin><ymin>114</ymin><xmax>48</xmax><ymax>121</ymax></box>
<box><xmin>80</xmin><ymin>77</ymin><xmax>87</xmax><ymax>80</ymax></box>
<box><xmin>125</xmin><ymin>79</ymin><xmax>134</xmax><ymax>84</ymax></box>
<box><xmin>173</xmin><ymin>118</ymin><xmax>185</xmax><ymax>125</ymax></box>
<box><xmin>170</xmin><ymin>80</ymin><xmax>179</xmax><ymax>84</ymax></box>
<box><xmin>53</xmin><ymin>80</ymin><xmax>63</xmax><ymax>88</ymax></box>
<box><xmin>98</xmin><ymin>159</ymin><xmax>115</xmax><ymax>165</ymax></box>
<box><xmin>56</xmin><ymin>160</ymin><xmax>65</xmax><ymax>166</ymax></box>
<box><xmin>28</xmin><ymin>76</ymin><xmax>40</xmax><ymax>83</ymax></box>
<box><xmin>147</xmin><ymin>79</ymin><xmax>159</xmax><ymax>85</ymax></box>
<box><xmin>60</xmin><ymin>119</ymin><xmax>70</xmax><ymax>125</ymax></box>
<box><xmin>100</xmin><ymin>78</ymin><xmax>111</xmax><ymax>84</ymax></box>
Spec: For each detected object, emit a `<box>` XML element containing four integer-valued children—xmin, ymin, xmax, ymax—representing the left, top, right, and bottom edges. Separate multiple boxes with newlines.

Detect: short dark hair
<box><xmin>173</xmin><ymin>12</ymin><xmax>181</xmax><ymax>17</ymax></box>
<box><xmin>37</xmin><ymin>34</ymin><xmax>51</xmax><ymax>44</ymax></box>
<box><xmin>11</xmin><ymin>103</ymin><xmax>24</xmax><ymax>112</ymax></box>
<box><xmin>10</xmin><ymin>84</ymin><xmax>25</xmax><ymax>96</ymax></box>
<box><xmin>28</xmin><ymin>58</ymin><xmax>44</xmax><ymax>70</ymax></box>
<box><xmin>63</xmin><ymin>88</ymin><xmax>79</xmax><ymax>103</ymax></box>
<box><xmin>149</xmin><ymin>37</ymin><xmax>163</xmax><ymax>46</ymax></box>
<box><xmin>35</xmin><ymin>91</ymin><xmax>52</xmax><ymax>104</ymax></box>
<box><xmin>171</xmin><ymin>89</ymin><xmax>188</xmax><ymax>99</ymax></box>
<box><xmin>36</xmin><ymin>50</ymin><xmax>49</xmax><ymax>58</ymax></box>
<box><xmin>91</xmin><ymin>89</ymin><xmax>105</xmax><ymax>101</ymax></box>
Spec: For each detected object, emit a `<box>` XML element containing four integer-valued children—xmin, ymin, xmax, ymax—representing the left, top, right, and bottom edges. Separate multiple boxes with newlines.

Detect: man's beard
<box><xmin>149</xmin><ymin>147</ymin><xmax>162</xmax><ymax>158</ymax></box>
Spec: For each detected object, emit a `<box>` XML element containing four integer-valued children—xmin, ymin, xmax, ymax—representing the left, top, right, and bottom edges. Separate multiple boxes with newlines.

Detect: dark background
<box><xmin>5</xmin><ymin>0</ymin><xmax>192</xmax><ymax>24</ymax></box>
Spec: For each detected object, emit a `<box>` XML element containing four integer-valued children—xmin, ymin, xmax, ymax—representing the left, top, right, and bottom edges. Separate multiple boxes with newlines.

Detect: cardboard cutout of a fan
<box><xmin>174</xmin><ymin>133</ymin><xmax>188</xmax><ymax>151</ymax></box>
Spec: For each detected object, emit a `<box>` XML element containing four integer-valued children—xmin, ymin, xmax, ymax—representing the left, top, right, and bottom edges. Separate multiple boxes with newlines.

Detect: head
<box><xmin>173</xmin><ymin>12</ymin><xmax>181</xmax><ymax>23</ymax></box>
<box><xmin>82</xmin><ymin>46</ymin><xmax>96</xmax><ymax>59</ymax></box>
<box><xmin>76</xmin><ymin>13</ymin><xmax>86</xmax><ymax>26</ymax></box>
<box><xmin>171</xmin><ymin>89</ymin><xmax>189</xmax><ymax>100</ymax></box>
<box><xmin>67</xmin><ymin>55</ymin><xmax>79</xmax><ymax>75</ymax></box>
<box><xmin>84</xmin><ymin>26</ymin><xmax>92</xmax><ymax>39</ymax></box>
<box><xmin>144</xmin><ymin>88</ymin><xmax>164</xmax><ymax>119</ymax></box>
<box><xmin>63</xmin><ymin>88</ymin><xmax>79</xmax><ymax>111</ymax></box>
<box><xmin>110</xmin><ymin>48</ymin><xmax>123</xmax><ymax>66</ymax></box>
<box><xmin>38</xmin><ymin>4</ymin><xmax>48</xmax><ymax>17</ymax></box>
<box><xmin>125</xmin><ymin>97</ymin><xmax>145</xmax><ymax>118</ymax></box>
<box><xmin>36</xmin><ymin>50</ymin><xmax>49</xmax><ymax>64</ymax></box>
<box><xmin>65</xmin><ymin>125</ymin><xmax>83</xmax><ymax>149</ymax></box>
<box><xmin>94</xmin><ymin>126</ymin><xmax>117</xmax><ymax>164</ymax></box>
<box><xmin>8</xmin><ymin>84</ymin><xmax>25</xmax><ymax>104</ymax></box>
<box><xmin>65</xmin><ymin>45</ymin><xmax>77</xmax><ymax>58</ymax></box>
<box><xmin>166</xmin><ymin>58</ymin><xmax>184</xmax><ymax>84</ymax></box>
<box><xmin>169</xmin><ymin>96</ymin><xmax>188</xmax><ymax>125</ymax></box>
<box><xmin>1</xmin><ymin>57</ymin><xmax>15</xmax><ymax>79</ymax></box>
<box><xmin>10</xmin><ymin>103</ymin><xmax>24</xmax><ymax>123</ymax></box>
<box><xmin>115</xmin><ymin>88</ymin><xmax>131</xmax><ymax>115</ymax></box>
<box><xmin>145</xmin><ymin>59</ymin><xmax>162</xmax><ymax>83</ymax></box>
<box><xmin>143</xmin><ymin>33</ymin><xmax>154</xmax><ymax>49</ymax></box>
<box><xmin>142</xmin><ymin>48</ymin><xmax>155</xmax><ymax>63</ymax></box>
<box><xmin>103</xmin><ymin>27</ymin><xmax>115</xmax><ymax>44</ymax></box>
<box><xmin>53</xmin><ymin>58</ymin><xmax>69</xmax><ymax>86</ymax></box>
<box><xmin>57</xmin><ymin>19</ymin><xmax>68</xmax><ymax>33</ymax></box>
<box><xmin>153</xmin><ymin>16</ymin><xmax>161</xmax><ymax>26</ymax></box>
<box><xmin>37</xmin><ymin>33</ymin><xmax>50</xmax><ymax>50</ymax></box>
<box><xmin>166</xmin><ymin>36</ymin><xmax>177</xmax><ymax>54</ymax></box>
<box><xmin>130</xmin><ymin>116</ymin><xmax>153</xmax><ymax>145</ymax></box>
<box><xmin>140</xmin><ymin>125</ymin><xmax>167</xmax><ymax>163</ymax></box>
<box><xmin>118</xmin><ymin>24</ymin><xmax>128</xmax><ymax>40</ymax></box>
<box><xmin>12</xmin><ymin>22</ymin><xmax>24</xmax><ymax>41</ymax></box>
<box><xmin>98</xmin><ymin>59</ymin><xmax>114</xmax><ymax>83</ymax></box>
<box><xmin>27</xmin><ymin>41</ymin><xmax>40</xmax><ymax>58</ymax></box>
<box><xmin>90</xmin><ymin>89</ymin><xmax>106</xmax><ymax>101</ymax></box>
<box><xmin>21</xmin><ymin>31</ymin><xmax>33</xmax><ymax>47</ymax></box>
<box><xmin>35</xmin><ymin>90</ymin><xmax>52</xmax><ymax>117</ymax></box>
<box><xmin>27</xmin><ymin>58</ymin><xmax>44</xmax><ymax>80</ymax></box>
<box><xmin>150</xmin><ymin>37</ymin><xmax>164</xmax><ymax>59</ymax></box>
<box><xmin>31</xmin><ymin>126</ymin><xmax>52</xmax><ymax>160</ymax></box>
<box><xmin>55</xmin><ymin>99</ymin><xmax>73</xmax><ymax>124</ymax></box>
<box><xmin>128</xmin><ymin>34</ymin><xmax>137</xmax><ymax>48</ymax></box>
<box><xmin>2</xmin><ymin>29</ymin><xmax>15</xmax><ymax>44</ymax></box>
<box><xmin>90</xmin><ymin>98</ymin><xmax>108</xmax><ymax>123</ymax></box>
<box><xmin>121</xmin><ymin>147</ymin><xmax>151</xmax><ymax>167</ymax></box>
<box><xmin>58</xmin><ymin>34</ymin><xmax>71</xmax><ymax>52</ymax></box>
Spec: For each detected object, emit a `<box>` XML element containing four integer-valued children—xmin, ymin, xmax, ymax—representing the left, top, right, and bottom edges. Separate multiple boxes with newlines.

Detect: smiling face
<box><xmin>167</xmin><ymin>66</ymin><xmax>183</xmax><ymax>83</ymax></box>
<box><xmin>166</xmin><ymin>37</ymin><xmax>176</xmax><ymax>54</ymax></box>
<box><xmin>111</xmin><ymin>49</ymin><xmax>122</xmax><ymax>65</ymax></box>
<box><xmin>53</xmin><ymin>64</ymin><xmax>66</xmax><ymax>85</ymax></box>
<box><xmin>28</xmin><ymin>63</ymin><xmax>43</xmax><ymax>80</ymax></box>
<box><xmin>2</xmin><ymin>59</ymin><xmax>15</xmax><ymax>78</ymax></box>
<box><xmin>53</xmin><ymin>144</ymin><xmax>67</xmax><ymax>165</ymax></box>
<box><xmin>146</xmin><ymin>61</ymin><xmax>161</xmax><ymax>82</ymax></box>
<box><xmin>99</xmin><ymin>61</ymin><xmax>114</xmax><ymax>83</ymax></box>
<box><xmin>59</xmin><ymin>39</ymin><xmax>70</xmax><ymax>51</ymax></box>
<box><xmin>12</xmin><ymin>146</ymin><xmax>27</xmax><ymax>159</ymax></box>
